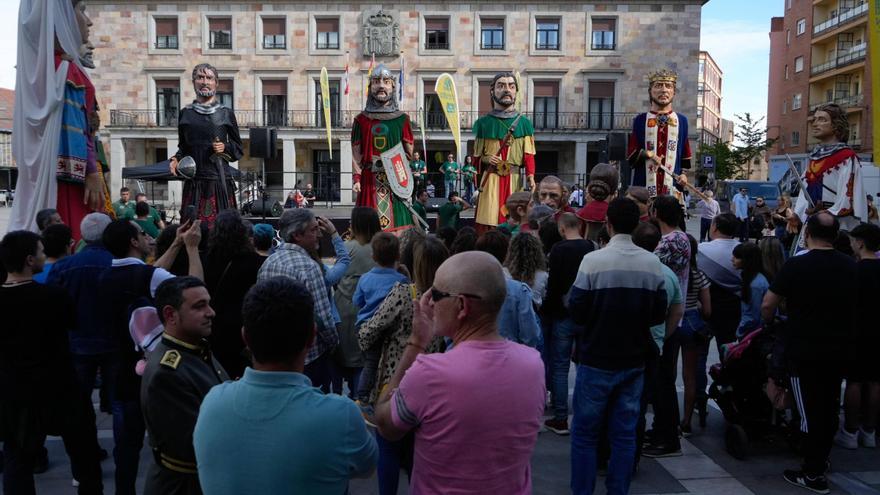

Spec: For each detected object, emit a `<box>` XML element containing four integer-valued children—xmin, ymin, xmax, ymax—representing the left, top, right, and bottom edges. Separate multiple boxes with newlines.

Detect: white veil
<box><xmin>8</xmin><ymin>0</ymin><xmax>83</xmax><ymax>233</ymax></box>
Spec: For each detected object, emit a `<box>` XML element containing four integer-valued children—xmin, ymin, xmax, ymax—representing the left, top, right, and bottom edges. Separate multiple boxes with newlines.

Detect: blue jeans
<box><xmin>465</xmin><ymin>180</ymin><xmax>475</xmax><ymax>202</ymax></box>
<box><xmin>111</xmin><ymin>399</ymin><xmax>145</xmax><ymax>495</ymax></box>
<box><xmin>376</xmin><ymin>431</ymin><xmax>413</xmax><ymax>495</ymax></box>
<box><xmin>571</xmin><ymin>365</ymin><xmax>644</xmax><ymax>495</ymax></box>
<box><xmin>700</xmin><ymin>217</ymin><xmax>712</xmax><ymax>242</ymax></box>
<box><xmin>444</xmin><ymin>179</ymin><xmax>456</xmax><ymax>197</ymax></box>
<box><xmin>550</xmin><ymin>317</ymin><xmax>581</xmax><ymax>420</ymax></box>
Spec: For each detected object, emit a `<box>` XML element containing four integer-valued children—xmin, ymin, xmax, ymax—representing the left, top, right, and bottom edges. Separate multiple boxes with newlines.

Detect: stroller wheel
<box><xmin>725</xmin><ymin>424</ymin><xmax>749</xmax><ymax>460</ymax></box>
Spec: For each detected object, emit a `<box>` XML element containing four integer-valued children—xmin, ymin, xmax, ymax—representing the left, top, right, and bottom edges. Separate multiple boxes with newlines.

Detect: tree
<box><xmin>696</xmin><ymin>113</ymin><xmax>777</xmax><ymax>181</ymax></box>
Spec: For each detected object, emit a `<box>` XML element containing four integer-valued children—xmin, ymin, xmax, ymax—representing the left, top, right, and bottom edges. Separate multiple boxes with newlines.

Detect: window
<box><xmin>313</xmin><ymin>150</ymin><xmax>340</xmax><ymax>202</ymax></box>
<box><xmin>783</xmin><ymin>99</ymin><xmax>788</xmax><ymax>114</ymax></box>
<box><xmin>208</xmin><ymin>17</ymin><xmax>232</xmax><ymax>49</ymax></box>
<box><xmin>480</xmin><ymin>18</ymin><xmax>504</xmax><ymax>50</ymax></box>
<box><xmin>262</xmin><ymin>80</ymin><xmax>287</xmax><ymax>126</ymax></box>
<box><xmin>423</xmin><ymin>80</ymin><xmax>447</xmax><ymax>129</ymax></box>
<box><xmin>786</xmin><ymin>29</ymin><xmax>790</xmax><ymax>45</ymax></box>
<box><xmin>791</xmin><ymin>130</ymin><xmax>800</xmax><ymax>145</ymax></box>
<box><xmin>794</xmin><ymin>56</ymin><xmax>804</xmax><ymax>73</ymax></box>
<box><xmin>787</xmin><ymin>0</ymin><xmax>792</xmax><ymax>9</ymax></box>
<box><xmin>588</xmin><ymin>80</ymin><xmax>615</xmax><ymax>129</ymax></box>
<box><xmin>477</xmin><ymin>79</ymin><xmax>494</xmax><ymax>113</ymax></box>
<box><xmin>785</xmin><ymin>64</ymin><xmax>789</xmax><ymax>79</ymax></box>
<box><xmin>425</xmin><ymin>18</ymin><xmax>449</xmax><ymax>50</ymax></box>
<box><xmin>796</xmin><ymin>18</ymin><xmax>806</xmax><ymax>35</ymax></box>
<box><xmin>536</xmin><ymin>19</ymin><xmax>560</xmax><ymax>50</ymax></box>
<box><xmin>591</xmin><ymin>18</ymin><xmax>616</xmax><ymax>50</ymax></box>
<box><xmin>217</xmin><ymin>80</ymin><xmax>233</xmax><ymax>110</ymax></box>
<box><xmin>155</xmin><ymin>80</ymin><xmax>179</xmax><ymax>126</ymax></box>
<box><xmin>792</xmin><ymin>93</ymin><xmax>802</xmax><ymax>110</ymax></box>
<box><xmin>315</xmin><ymin>80</ymin><xmax>340</xmax><ymax>127</ymax></box>
<box><xmin>262</xmin><ymin>18</ymin><xmax>286</xmax><ymax>49</ymax></box>
<box><xmin>155</xmin><ymin>18</ymin><xmax>178</xmax><ymax>49</ymax></box>
<box><xmin>533</xmin><ymin>81</ymin><xmax>559</xmax><ymax>129</ymax></box>
<box><xmin>315</xmin><ymin>18</ymin><xmax>339</xmax><ymax>50</ymax></box>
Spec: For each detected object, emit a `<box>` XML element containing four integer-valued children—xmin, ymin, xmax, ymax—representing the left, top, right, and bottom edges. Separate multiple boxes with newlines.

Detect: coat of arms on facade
<box><xmin>362</xmin><ymin>9</ymin><xmax>400</xmax><ymax>57</ymax></box>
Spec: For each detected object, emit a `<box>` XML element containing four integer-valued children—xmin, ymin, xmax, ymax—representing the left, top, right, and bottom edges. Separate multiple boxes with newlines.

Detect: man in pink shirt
<box><xmin>374</xmin><ymin>251</ymin><xmax>546</xmax><ymax>495</ymax></box>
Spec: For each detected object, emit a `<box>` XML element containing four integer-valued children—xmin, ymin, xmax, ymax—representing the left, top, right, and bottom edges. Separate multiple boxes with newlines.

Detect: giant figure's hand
<box><xmin>527</xmin><ymin>175</ymin><xmax>536</xmax><ymax>192</ymax></box>
<box><xmin>353</xmin><ymin>182</ymin><xmax>361</xmax><ymax>194</ymax></box>
<box><xmin>488</xmin><ymin>154</ymin><xmax>502</xmax><ymax>166</ymax></box>
<box><xmin>169</xmin><ymin>157</ymin><xmax>179</xmax><ymax>176</ymax></box>
<box><xmin>83</xmin><ymin>172</ymin><xmax>105</xmax><ymax>211</ymax></box>
<box><xmin>212</xmin><ymin>139</ymin><xmax>225</xmax><ymax>154</ymax></box>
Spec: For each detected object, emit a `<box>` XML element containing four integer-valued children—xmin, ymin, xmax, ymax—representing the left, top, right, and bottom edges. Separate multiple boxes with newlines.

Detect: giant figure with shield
<box><xmin>352</xmin><ymin>64</ymin><xmax>421</xmax><ymax>233</ymax></box>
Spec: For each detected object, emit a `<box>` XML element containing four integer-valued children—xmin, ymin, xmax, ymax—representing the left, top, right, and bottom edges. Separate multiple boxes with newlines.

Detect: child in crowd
<box><xmin>497</xmin><ymin>192</ymin><xmax>531</xmax><ymax>236</ymax></box>
<box><xmin>353</xmin><ymin>232</ymin><xmax>409</xmax><ymax>406</ymax></box>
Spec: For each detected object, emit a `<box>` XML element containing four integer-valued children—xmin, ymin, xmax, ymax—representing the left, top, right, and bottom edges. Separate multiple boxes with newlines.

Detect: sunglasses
<box><xmin>429</xmin><ymin>287</ymin><xmax>483</xmax><ymax>303</ymax></box>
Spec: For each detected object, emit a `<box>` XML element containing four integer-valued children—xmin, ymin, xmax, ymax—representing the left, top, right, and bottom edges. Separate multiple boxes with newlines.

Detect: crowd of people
<box><xmin>0</xmin><ymin>172</ymin><xmax>876</xmax><ymax>495</ymax></box>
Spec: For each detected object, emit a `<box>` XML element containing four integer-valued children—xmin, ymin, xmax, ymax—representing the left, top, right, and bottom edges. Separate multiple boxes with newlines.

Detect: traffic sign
<box><xmin>702</xmin><ymin>155</ymin><xmax>715</xmax><ymax>169</ymax></box>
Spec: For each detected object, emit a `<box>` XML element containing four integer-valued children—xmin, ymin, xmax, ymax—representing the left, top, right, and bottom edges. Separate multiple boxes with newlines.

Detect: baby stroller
<box><xmin>708</xmin><ymin>323</ymin><xmax>800</xmax><ymax>460</ymax></box>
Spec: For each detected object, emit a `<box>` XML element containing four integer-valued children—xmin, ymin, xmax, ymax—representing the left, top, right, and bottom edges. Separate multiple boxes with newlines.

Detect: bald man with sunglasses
<box><xmin>373</xmin><ymin>252</ymin><xmax>545</xmax><ymax>495</ymax></box>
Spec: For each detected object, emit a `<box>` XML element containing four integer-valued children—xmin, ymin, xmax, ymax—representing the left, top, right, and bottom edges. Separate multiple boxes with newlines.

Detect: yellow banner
<box><xmin>514</xmin><ymin>71</ymin><xmax>523</xmax><ymax>113</ymax></box>
<box><xmin>320</xmin><ymin>67</ymin><xmax>333</xmax><ymax>159</ymax></box>
<box><xmin>870</xmin><ymin>0</ymin><xmax>880</xmax><ymax>165</ymax></box>
<box><xmin>434</xmin><ymin>74</ymin><xmax>462</xmax><ymax>163</ymax></box>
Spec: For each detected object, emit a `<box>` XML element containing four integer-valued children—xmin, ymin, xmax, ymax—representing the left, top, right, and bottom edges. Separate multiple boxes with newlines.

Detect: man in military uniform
<box><xmin>141</xmin><ymin>277</ymin><xmax>229</xmax><ymax>495</ymax></box>
<box><xmin>473</xmin><ymin>72</ymin><xmax>536</xmax><ymax>233</ymax></box>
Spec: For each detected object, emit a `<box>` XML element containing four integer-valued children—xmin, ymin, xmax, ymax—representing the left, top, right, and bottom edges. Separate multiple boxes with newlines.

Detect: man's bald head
<box><xmin>434</xmin><ymin>251</ymin><xmax>507</xmax><ymax>317</ymax></box>
<box><xmin>806</xmin><ymin>211</ymin><xmax>839</xmax><ymax>244</ymax></box>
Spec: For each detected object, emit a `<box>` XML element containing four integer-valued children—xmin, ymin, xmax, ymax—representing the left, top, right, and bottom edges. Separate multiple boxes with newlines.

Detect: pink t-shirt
<box><xmin>391</xmin><ymin>339</ymin><xmax>545</xmax><ymax>495</ymax></box>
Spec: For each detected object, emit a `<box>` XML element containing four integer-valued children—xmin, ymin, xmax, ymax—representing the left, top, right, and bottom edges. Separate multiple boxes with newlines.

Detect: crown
<box><xmin>368</xmin><ymin>10</ymin><xmax>394</xmax><ymax>27</ymax></box>
<box><xmin>648</xmin><ymin>69</ymin><xmax>678</xmax><ymax>84</ymax></box>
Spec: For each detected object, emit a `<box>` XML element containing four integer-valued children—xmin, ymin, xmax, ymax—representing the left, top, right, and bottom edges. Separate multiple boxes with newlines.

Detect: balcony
<box><xmin>108</xmin><ymin>109</ymin><xmax>640</xmax><ymax>133</ymax></box>
<box><xmin>810</xmin><ymin>44</ymin><xmax>866</xmax><ymax>76</ymax></box>
<box><xmin>813</xmin><ymin>2</ymin><xmax>868</xmax><ymax>37</ymax></box>
<box><xmin>808</xmin><ymin>93</ymin><xmax>864</xmax><ymax>111</ymax></box>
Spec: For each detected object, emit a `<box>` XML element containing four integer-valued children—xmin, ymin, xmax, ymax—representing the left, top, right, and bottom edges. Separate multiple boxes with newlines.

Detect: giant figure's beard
<box><xmin>492</xmin><ymin>92</ymin><xmax>515</xmax><ymax>109</ymax></box>
<box><xmin>197</xmin><ymin>87</ymin><xmax>216</xmax><ymax>98</ymax></box>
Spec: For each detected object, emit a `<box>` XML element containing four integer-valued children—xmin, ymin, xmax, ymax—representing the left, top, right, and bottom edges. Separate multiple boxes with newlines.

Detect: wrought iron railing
<box><xmin>109</xmin><ymin>109</ymin><xmax>640</xmax><ymax>132</ymax></box>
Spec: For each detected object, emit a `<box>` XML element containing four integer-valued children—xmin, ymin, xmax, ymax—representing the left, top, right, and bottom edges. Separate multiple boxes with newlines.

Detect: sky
<box><xmin>0</xmin><ymin>0</ymin><xmax>780</xmax><ymax>123</ymax></box>
<box><xmin>700</xmin><ymin>0</ymin><xmax>783</xmax><ymax>126</ymax></box>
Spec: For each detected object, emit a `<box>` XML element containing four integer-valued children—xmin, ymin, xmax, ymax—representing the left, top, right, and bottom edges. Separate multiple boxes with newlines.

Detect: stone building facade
<box><xmin>89</xmin><ymin>0</ymin><xmax>706</xmax><ymax>208</ymax></box>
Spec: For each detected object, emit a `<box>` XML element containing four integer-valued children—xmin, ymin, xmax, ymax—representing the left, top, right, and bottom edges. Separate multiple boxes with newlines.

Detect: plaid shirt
<box><xmin>258</xmin><ymin>243</ymin><xmax>339</xmax><ymax>364</ymax></box>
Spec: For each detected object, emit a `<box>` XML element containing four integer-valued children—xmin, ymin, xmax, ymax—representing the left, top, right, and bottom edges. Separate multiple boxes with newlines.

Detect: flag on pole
<box><xmin>320</xmin><ymin>67</ymin><xmax>333</xmax><ymax>159</ymax></box>
<box><xmin>435</xmin><ymin>74</ymin><xmax>462</xmax><ymax>165</ymax></box>
<box><xmin>364</xmin><ymin>53</ymin><xmax>375</xmax><ymax>105</ymax></box>
<box><xmin>418</xmin><ymin>106</ymin><xmax>428</xmax><ymax>159</ymax></box>
<box><xmin>342</xmin><ymin>63</ymin><xmax>350</xmax><ymax>95</ymax></box>
<box><xmin>514</xmin><ymin>71</ymin><xmax>523</xmax><ymax>113</ymax></box>
<box><xmin>398</xmin><ymin>56</ymin><xmax>405</xmax><ymax>106</ymax></box>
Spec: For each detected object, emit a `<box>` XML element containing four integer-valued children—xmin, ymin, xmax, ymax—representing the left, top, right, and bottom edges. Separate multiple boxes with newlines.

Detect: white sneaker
<box><xmin>859</xmin><ymin>428</ymin><xmax>877</xmax><ymax>448</ymax></box>
<box><xmin>834</xmin><ymin>427</ymin><xmax>858</xmax><ymax>449</ymax></box>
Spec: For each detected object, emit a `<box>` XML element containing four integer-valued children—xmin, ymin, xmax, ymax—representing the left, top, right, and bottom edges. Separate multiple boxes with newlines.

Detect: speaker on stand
<box><xmin>249</xmin><ymin>128</ymin><xmax>278</xmax><ymax>221</ymax></box>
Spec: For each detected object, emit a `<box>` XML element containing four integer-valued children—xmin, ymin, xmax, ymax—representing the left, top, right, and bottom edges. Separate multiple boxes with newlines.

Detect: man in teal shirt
<box><xmin>194</xmin><ymin>278</ymin><xmax>377</xmax><ymax>494</ymax></box>
<box><xmin>125</xmin><ymin>192</ymin><xmax>165</xmax><ymax>231</ymax></box>
<box><xmin>412</xmin><ymin>188</ymin><xmax>430</xmax><ymax>230</ymax></box>
<box><xmin>440</xmin><ymin>153</ymin><xmax>460</xmax><ymax>198</ymax></box>
<box><xmin>113</xmin><ymin>186</ymin><xmax>134</xmax><ymax>219</ymax></box>
<box><xmin>438</xmin><ymin>191</ymin><xmax>471</xmax><ymax>230</ymax></box>
<box><xmin>462</xmin><ymin>156</ymin><xmax>477</xmax><ymax>203</ymax></box>
<box><xmin>410</xmin><ymin>150</ymin><xmax>428</xmax><ymax>195</ymax></box>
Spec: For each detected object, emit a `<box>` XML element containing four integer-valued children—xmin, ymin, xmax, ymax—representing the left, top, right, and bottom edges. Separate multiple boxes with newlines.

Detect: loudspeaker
<box><xmin>249</xmin><ymin>127</ymin><xmax>277</xmax><ymax>159</ymax></box>
<box><xmin>247</xmin><ymin>193</ymin><xmax>283</xmax><ymax>216</ymax></box>
<box><xmin>607</xmin><ymin>132</ymin><xmax>628</xmax><ymax>162</ymax></box>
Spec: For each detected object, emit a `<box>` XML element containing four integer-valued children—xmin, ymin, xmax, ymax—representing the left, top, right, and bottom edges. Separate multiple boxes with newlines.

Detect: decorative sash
<box><xmin>644</xmin><ymin>111</ymin><xmax>679</xmax><ymax>197</ymax></box>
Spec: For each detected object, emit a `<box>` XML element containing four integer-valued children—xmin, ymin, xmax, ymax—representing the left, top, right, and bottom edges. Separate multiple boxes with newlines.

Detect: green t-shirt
<box><xmin>441</xmin><ymin>161</ymin><xmax>459</xmax><ymax>181</ymax></box>
<box><xmin>462</xmin><ymin>164</ymin><xmax>477</xmax><ymax>181</ymax></box>
<box><xmin>412</xmin><ymin>201</ymin><xmax>429</xmax><ymax>227</ymax></box>
<box><xmin>438</xmin><ymin>202</ymin><xmax>463</xmax><ymax>229</ymax></box>
<box><xmin>113</xmin><ymin>200</ymin><xmax>133</xmax><ymax>219</ymax></box>
<box><xmin>124</xmin><ymin>205</ymin><xmax>161</xmax><ymax>226</ymax></box>
<box><xmin>411</xmin><ymin>160</ymin><xmax>426</xmax><ymax>177</ymax></box>
<box><xmin>134</xmin><ymin>217</ymin><xmax>161</xmax><ymax>239</ymax></box>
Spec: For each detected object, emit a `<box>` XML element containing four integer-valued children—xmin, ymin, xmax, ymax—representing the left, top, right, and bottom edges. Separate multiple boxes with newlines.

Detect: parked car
<box><xmin>716</xmin><ymin>180</ymin><xmax>782</xmax><ymax>213</ymax></box>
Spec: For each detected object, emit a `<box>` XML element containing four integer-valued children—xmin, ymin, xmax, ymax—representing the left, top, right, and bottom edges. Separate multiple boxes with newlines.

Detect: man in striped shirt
<box><xmin>568</xmin><ymin>198</ymin><xmax>668</xmax><ymax>495</ymax></box>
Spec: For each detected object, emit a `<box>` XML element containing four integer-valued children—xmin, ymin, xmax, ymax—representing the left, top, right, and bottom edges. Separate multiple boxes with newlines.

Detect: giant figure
<box><xmin>473</xmin><ymin>72</ymin><xmax>536</xmax><ymax>231</ymax></box>
<box><xmin>10</xmin><ymin>0</ymin><xmax>109</xmax><ymax>239</ymax></box>
<box><xmin>627</xmin><ymin>69</ymin><xmax>692</xmax><ymax>200</ymax></box>
<box><xmin>351</xmin><ymin>64</ymin><xmax>416</xmax><ymax>232</ymax></box>
<box><xmin>794</xmin><ymin>103</ymin><xmax>866</xmax><ymax>230</ymax></box>
<box><xmin>169</xmin><ymin>63</ymin><xmax>243</xmax><ymax>228</ymax></box>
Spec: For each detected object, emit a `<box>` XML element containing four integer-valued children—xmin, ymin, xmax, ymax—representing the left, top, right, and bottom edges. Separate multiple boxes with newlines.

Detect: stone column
<box><xmin>340</xmin><ymin>139</ymin><xmax>354</xmax><ymax>205</ymax></box>
<box><xmin>575</xmin><ymin>140</ymin><xmax>588</xmax><ymax>184</ymax></box>
<box><xmin>109</xmin><ymin>136</ymin><xmax>125</xmax><ymax>201</ymax></box>
<box><xmin>166</xmin><ymin>138</ymin><xmax>182</xmax><ymax>212</ymax></box>
<box><xmin>282</xmin><ymin>138</ymin><xmax>296</xmax><ymax>194</ymax></box>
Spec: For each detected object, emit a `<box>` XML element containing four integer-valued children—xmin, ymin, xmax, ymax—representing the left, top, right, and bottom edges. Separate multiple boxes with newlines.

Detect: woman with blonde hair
<box><xmin>771</xmin><ymin>195</ymin><xmax>793</xmax><ymax>239</ymax></box>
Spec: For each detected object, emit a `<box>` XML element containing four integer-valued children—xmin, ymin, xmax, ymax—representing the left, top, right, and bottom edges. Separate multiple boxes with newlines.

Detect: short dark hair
<box><xmin>103</xmin><ymin>220</ymin><xmax>139</xmax><ymax>258</ymax></box>
<box><xmin>120</xmin><ymin>186</ymin><xmax>130</xmax><ymax>194</ymax></box>
<box><xmin>371</xmin><ymin>232</ymin><xmax>400</xmax><ymax>267</ymax></box>
<box><xmin>632</xmin><ymin>221</ymin><xmax>661</xmax><ymax>252</ymax></box>
<box><xmin>36</xmin><ymin>208</ymin><xmax>59</xmax><ymax>231</ymax></box>
<box><xmin>713</xmin><ymin>213</ymin><xmax>740</xmax><ymax>237</ymax></box>
<box><xmin>436</xmin><ymin>226</ymin><xmax>457</xmax><ymax>251</ymax></box>
<box><xmin>350</xmin><ymin>207</ymin><xmax>381</xmax><ymax>244</ymax></box>
<box><xmin>652</xmin><ymin>195</ymin><xmax>682</xmax><ymax>227</ymax></box>
<box><xmin>242</xmin><ymin>277</ymin><xmax>315</xmax><ymax>363</ymax></box>
<box><xmin>447</xmin><ymin>190</ymin><xmax>459</xmax><ymax>201</ymax></box>
<box><xmin>805</xmin><ymin>211</ymin><xmax>839</xmax><ymax>244</ymax></box>
<box><xmin>475</xmin><ymin>230</ymin><xmax>510</xmax><ymax>264</ymax></box>
<box><xmin>416</xmin><ymin>188</ymin><xmax>428</xmax><ymax>198</ymax></box>
<box><xmin>606</xmin><ymin>198</ymin><xmax>640</xmax><ymax>235</ymax></box>
<box><xmin>850</xmin><ymin>222</ymin><xmax>880</xmax><ymax>252</ymax></box>
<box><xmin>42</xmin><ymin>224</ymin><xmax>73</xmax><ymax>258</ymax></box>
<box><xmin>135</xmin><ymin>201</ymin><xmax>149</xmax><ymax>217</ymax></box>
<box><xmin>0</xmin><ymin>230</ymin><xmax>42</xmax><ymax>273</ymax></box>
<box><xmin>558</xmin><ymin>212</ymin><xmax>582</xmax><ymax>232</ymax></box>
<box><xmin>154</xmin><ymin>276</ymin><xmax>205</xmax><ymax>324</ymax></box>
<box><xmin>135</xmin><ymin>193</ymin><xmax>147</xmax><ymax>201</ymax></box>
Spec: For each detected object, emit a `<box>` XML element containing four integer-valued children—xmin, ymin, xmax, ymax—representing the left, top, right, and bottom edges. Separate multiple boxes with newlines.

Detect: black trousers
<box><xmin>650</xmin><ymin>336</ymin><xmax>682</xmax><ymax>449</ymax></box>
<box><xmin>789</xmin><ymin>363</ymin><xmax>843</xmax><ymax>476</ymax></box>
